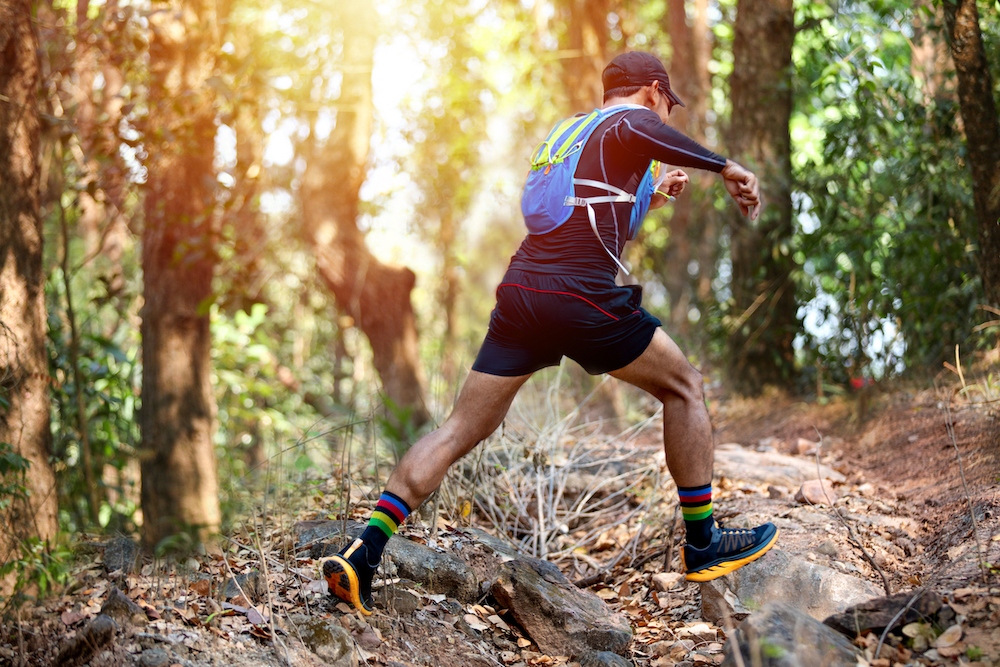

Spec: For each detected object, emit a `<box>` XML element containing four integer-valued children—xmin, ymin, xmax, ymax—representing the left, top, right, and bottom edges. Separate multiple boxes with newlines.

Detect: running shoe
<box><xmin>682</xmin><ymin>522</ymin><xmax>779</xmax><ymax>582</ymax></box>
<box><xmin>323</xmin><ymin>538</ymin><xmax>374</xmax><ymax>615</ymax></box>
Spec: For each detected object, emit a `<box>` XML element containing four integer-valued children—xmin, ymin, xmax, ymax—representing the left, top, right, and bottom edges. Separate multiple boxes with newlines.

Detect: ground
<box><xmin>1</xmin><ymin>379</ymin><xmax>998</xmax><ymax>667</ymax></box>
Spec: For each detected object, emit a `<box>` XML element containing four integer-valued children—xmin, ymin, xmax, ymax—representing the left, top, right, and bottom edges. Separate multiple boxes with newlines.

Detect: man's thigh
<box><xmin>607</xmin><ymin>328</ymin><xmax>701</xmax><ymax>399</ymax></box>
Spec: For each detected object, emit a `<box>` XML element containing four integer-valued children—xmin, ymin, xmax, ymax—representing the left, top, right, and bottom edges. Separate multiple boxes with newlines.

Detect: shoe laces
<box><xmin>717</xmin><ymin>527</ymin><xmax>756</xmax><ymax>551</ymax></box>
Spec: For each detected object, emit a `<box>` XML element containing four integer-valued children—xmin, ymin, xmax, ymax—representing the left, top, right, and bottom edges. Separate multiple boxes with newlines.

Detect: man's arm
<box><xmin>618</xmin><ymin>110</ymin><xmax>761</xmax><ymax>220</ymax></box>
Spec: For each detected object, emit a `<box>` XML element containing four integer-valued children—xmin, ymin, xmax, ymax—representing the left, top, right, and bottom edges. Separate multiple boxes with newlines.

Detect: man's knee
<box><xmin>658</xmin><ymin>363</ymin><xmax>705</xmax><ymax>405</ymax></box>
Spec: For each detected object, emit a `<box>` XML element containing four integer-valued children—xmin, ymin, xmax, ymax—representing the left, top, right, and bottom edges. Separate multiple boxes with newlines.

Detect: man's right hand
<box><xmin>721</xmin><ymin>159</ymin><xmax>761</xmax><ymax>220</ymax></box>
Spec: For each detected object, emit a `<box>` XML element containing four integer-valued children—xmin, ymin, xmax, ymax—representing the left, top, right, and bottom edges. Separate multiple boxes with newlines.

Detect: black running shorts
<box><xmin>472</xmin><ymin>269</ymin><xmax>662</xmax><ymax>377</ymax></box>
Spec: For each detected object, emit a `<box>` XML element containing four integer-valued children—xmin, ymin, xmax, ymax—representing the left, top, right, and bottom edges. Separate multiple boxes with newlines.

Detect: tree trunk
<box><xmin>725</xmin><ymin>0</ymin><xmax>797</xmax><ymax>395</ymax></box>
<box><xmin>139</xmin><ymin>0</ymin><xmax>221</xmax><ymax>549</ymax></box>
<box><xmin>661</xmin><ymin>0</ymin><xmax>715</xmax><ymax>336</ymax></box>
<box><xmin>301</xmin><ymin>4</ymin><xmax>429</xmax><ymax>428</ymax></box>
<box><xmin>562</xmin><ymin>0</ymin><xmax>609</xmax><ymax>111</ymax></box>
<box><xmin>911</xmin><ymin>0</ymin><xmax>953</xmax><ymax>104</ymax></box>
<box><xmin>942</xmin><ymin>0</ymin><xmax>1000</xmax><ymax>306</ymax></box>
<box><xmin>0</xmin><ymin>0</ymin><xmax>59</xmax><ymax>593</ymax></box>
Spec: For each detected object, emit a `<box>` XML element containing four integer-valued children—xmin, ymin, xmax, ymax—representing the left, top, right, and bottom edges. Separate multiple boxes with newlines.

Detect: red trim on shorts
<box><xmin>497</xmin><ymin>283</ymin><xmax>622</xmax><ymax>321</ymax></box>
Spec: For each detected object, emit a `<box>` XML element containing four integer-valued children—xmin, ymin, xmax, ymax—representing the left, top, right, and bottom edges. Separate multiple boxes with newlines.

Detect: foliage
<box><xmin>0</xmin><ymin>445</ymin><xmax>72</xmax><ymax>605</ymax></box>
<box><xmin>792</xmin><ymin>1</ymin><xmax>991</xmax><ymax>384</ymax></box>
<box><xmin>0</xmin><ymin>443</ymin><xmax>30</xmax><ymax>512</ymax></box>
<box><xmin>46</xmin><ymin>261</ymin><xmax>142</xmax><ymax>533</ymax></box>
<box><xmin>0</xmin><ymin>537</ymin><xmax>73</xmax><ymax>606</ymax></box>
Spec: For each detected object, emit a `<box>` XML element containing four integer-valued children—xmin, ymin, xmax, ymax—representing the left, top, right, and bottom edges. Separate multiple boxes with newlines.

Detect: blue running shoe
<box><xmin>682</xmin><ymin>523</ymin><xmax>779</xmax><ymax>581</ymax></box>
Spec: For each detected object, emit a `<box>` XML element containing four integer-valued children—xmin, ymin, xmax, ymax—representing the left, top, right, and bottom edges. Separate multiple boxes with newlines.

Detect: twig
<box><xmin>944</xmin><ymin>398</ymin><xmax>988</xmax><ymax>582</ymax></box>
<box><xmin>663</xmin><ymin>503</ymin><xmax>681</xmax><ymax>572</ymax></box>
<box><xmin>812</xmin><ymin>427</ymin><xmax>892</xmax><ymax>595</ymax></box>
<box><xmin>874</xmin><ymin>588</ymin><xmax>929</xmax><ymax>660</ymax></box>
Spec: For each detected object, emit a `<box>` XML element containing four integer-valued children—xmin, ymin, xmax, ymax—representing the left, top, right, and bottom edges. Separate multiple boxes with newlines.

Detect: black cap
<box><xmin>602</xmin><ymin>51</ymin><xmax>685</xmax><ymax>107</ymax></box>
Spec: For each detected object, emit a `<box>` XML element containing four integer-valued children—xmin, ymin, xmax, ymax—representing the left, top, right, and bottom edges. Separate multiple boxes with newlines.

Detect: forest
<box><xmin>1</xmin><ymin>0</ymin><xmax>999</xmax><ymax>664</ymax></box>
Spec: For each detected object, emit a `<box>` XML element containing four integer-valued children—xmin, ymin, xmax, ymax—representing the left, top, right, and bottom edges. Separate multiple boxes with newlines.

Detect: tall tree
<box><xmin>562</xmin><ymin>0</ymin><xmax>611</xmax><ymax>111</ymax></box>
<box><xmin>660</xmin><ymin>0</ymin><xmax>716</xmax><ymax>335</ymax></box>
<box><xmin>139</xmin><ymin>0</ymin><xmax>221</xmax><ymax>548</ymax></box>
<box><xmin>725</xmin><ymin>0</ymin><xmax>797</xmax><ymax>394</ymax></box>
<box><xmin>0</xmin><ymin>0</ymin><xmax>59</xmax><ymax>591</ymax></box>
<box><xmin>941</xmin><ymin>0</ymin><xmax>1000</xmax><ymax>306</ymax></box>
<box><xmin>301</xmin><ymin>3</ymin><xmax>430</xmax><ymax>428</ymax></box>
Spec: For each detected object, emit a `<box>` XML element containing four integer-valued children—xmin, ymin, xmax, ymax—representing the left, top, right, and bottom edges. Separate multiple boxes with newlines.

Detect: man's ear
<box><xmin>645</xmin><ymin>83</ymin><xmax>658</xmax><ymax>107</ymax></box>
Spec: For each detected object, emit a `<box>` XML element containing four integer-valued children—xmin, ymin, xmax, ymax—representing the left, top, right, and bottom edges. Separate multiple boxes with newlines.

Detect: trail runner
<box><xmin>325</xmin><ymin>51</ymin><xmax>778</xmax><ymax>615</ymax></box>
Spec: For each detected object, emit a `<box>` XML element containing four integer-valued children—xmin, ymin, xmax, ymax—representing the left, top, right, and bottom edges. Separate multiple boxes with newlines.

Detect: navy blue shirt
<box><xmin>509</xmin><ymin>107</ymin><xmax>726</xmax><ymax>281</ymax></box>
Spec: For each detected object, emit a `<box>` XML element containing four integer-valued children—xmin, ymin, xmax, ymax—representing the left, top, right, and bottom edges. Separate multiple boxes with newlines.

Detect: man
<box><xmin>325</xmin><ymin>51</ymin><xmax>778</xmax><ymax>616</ymax></box>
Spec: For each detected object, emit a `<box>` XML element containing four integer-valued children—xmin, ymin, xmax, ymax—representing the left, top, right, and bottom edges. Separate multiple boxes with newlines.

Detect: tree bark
<box><xmin>725</xmin><ymin>0</ymin><xmax>797</xmax><ymax>395</ymax></box>
<box><xmin>562</xmin><ymin>0</ymin><xmax>609</xmax><ymax>111</ymax></box>
<box><xmin>661</xmin><ymin>0</ymin><xmax>715</xmax><ymax>335</ymax></box>
<box><xmin>139</xmin><ymin>0</ymin><xmax>221</xmax><ymax>549</ymax></box>
<box><xmin>0</xmin><ymin>0</ymin><xmax>59</xmax><ymax>593</ymax></box>
<box><xmin>942</xmin><ymin>0</ymin><xmax>1000</xmax><ymax>306</ymax></box>
<box><xmin>301</xmin><ymin>4</ymin><xmax>429</xmax><ymax>428</ymax></box>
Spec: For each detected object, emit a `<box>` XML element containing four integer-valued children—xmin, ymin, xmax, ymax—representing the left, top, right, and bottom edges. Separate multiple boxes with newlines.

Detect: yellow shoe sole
<box><xmin>683</xmin><ymin>528</ymin><xmax>779</xmax><ymax>582</ymax></box>
<box><xmin>323</xmin><ymin>552</ymin><xmax>373</xmax><ymax>616</ymax></box>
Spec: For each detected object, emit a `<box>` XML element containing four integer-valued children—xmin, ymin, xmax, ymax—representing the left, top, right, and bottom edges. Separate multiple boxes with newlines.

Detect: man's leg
<box><xmin>325</xmin><ymin>370</ymin><xmax>532</xmax><ymax>614</ymax></box>
<box><xmin>610</xmin><ymin>329</ymin><xmax>777</xmax><ymax>581</ymax></box>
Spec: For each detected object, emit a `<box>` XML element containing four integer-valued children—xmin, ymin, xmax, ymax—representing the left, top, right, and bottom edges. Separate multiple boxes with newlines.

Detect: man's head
<box><xmin>602</xmin><ymin>51</ymin><xmax>685</xmax><ymax>116</ymax></box>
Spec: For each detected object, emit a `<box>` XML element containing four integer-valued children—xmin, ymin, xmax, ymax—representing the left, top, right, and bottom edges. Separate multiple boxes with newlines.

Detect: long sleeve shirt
<box><xmin>508</xmin><ymin>106</ymin><xmax>726</xmax><ymax>281</ymax></box>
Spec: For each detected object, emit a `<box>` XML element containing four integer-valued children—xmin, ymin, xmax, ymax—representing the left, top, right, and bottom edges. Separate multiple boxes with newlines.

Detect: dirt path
<box><xmin>2</xmin><ymin>387</ymin><xmax>998</xmax><ymax>667</ymax></box>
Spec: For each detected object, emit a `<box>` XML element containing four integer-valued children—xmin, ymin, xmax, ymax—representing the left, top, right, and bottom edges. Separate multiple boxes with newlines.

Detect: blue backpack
<box><xmin>521</xmin><ymin>104</ymin><xmax>662</xmax><ymax>274</ymax></box>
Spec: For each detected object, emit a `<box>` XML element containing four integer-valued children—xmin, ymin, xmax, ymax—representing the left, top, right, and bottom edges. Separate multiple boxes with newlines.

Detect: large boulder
<box><xmin>701</xmin><ymin>549</ymin><xmax>883</xmax><ymax>623</ymax></box>
<box><xmin>714</xmin><ymin>443</ymin><xmax>846</xmax><ymax>488</ymax></box>
<box><xmin>722</xmin><ymin>602</ymin><xmax>861</xmax><ymax>667</ymax></box>
<box><xmin>492</xmin><ymin>558</ymin><xmax>632</xmax><ymax>659</ymax></box>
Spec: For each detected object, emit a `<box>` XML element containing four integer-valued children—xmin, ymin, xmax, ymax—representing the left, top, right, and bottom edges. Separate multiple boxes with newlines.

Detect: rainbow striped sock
<box><xmin>679</xmin><ymin>483</ymin><xmax>714</xmax><ymax>549</ymax></box>
<box><xmin>357</xmin><ymin>491</ymin><xmax>412</xmax><ymax>567</ymax></box>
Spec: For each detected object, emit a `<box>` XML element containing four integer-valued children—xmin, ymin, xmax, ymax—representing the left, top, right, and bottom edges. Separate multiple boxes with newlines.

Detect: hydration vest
<box><xmin>521</xmin><ymin>104</ymin><xmax>663</xmax><ymax>274</ymax></box>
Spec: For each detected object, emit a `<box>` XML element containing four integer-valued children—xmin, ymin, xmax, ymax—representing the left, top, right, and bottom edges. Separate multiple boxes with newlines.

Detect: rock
<box><xmin>767</xmin><ymin>485</ymin><xmax>786</xmax><ymax>499</ymax></box>
<box><xmin>721</xmin><ymin>602</ymin><xmax>860</xmax><ymax>667</ymax></box>
<box><xmin>795</xmin><ymin>480</ymin><xmax>839</xmax><ymax>505</ymax></box>
<box><xmin>139</xmin><ymin>648</ymin><xmax>172</xmax><ymax>667</ymax></box>
<box><xmin>100</xmin><ymin>587</ymin><xmax>147</xmax><ymax>626</ymax></box>
<box><xmin>701</xmin><ymin>580</ymin><xmax>751</xmax><ymax>624</ymax></box>
<box><xmin>381</xmin><ymin>587</ymin><xmax>422</xmax><ymax>615</ymax></box>
<box><xmin>815</xmin><ymin>541</ymin><xmax>839</xmax><ymax>557</ymax></box>
<box><xmin>701</xmin><ymin>549</ymin><xmax>883</xmax><ymax>621</ymax></box>
<box><xmin>579</xmin><ymin>650</ymin><xmax>633</xmax><ymax>666</ymax></box>
<box><xmin>103</xmin><ymin>536</ymin><xmax>139</xmax><ymax>575</ymax></box>
<box><xmin>714</xmin><ymin>444</ymin><xmax>846</xmax><ymax>488</ymax></box>
<box><xmin>55</xmin><ymin>614</ymin><xmax>118</xmax><ymax>666</ymax></box>
<box><xmin>822</xmin><ymin>590</ymin><xmax>942</xmax><ymax>638</ymax></box>
<box><xmin>492</xmin><ymin>558</ymin><xmax>632</xmax><ymax>658</ymax></box>
<box><xmin>384</xmin><ymin>533</ymin><xmax>479</xmax><ymax>601</ymax></box>
<box><xmin>223</xmin><ymin>570</ymin><xmax>265</xmax><ymax>601</ymax></box>
<box><xmin>651</xmin><ymin>572</ymin><xmax>685</xmax><ymax>592</ymax></box>
<box><xmin>794</xmin><ymin>439</ymin><xmax>819</xmax><ymax>456</ymax></box>
<box><xmin>291</xmin><ymin>615</ymin><xmax>354</xmax><ymax>666</ymax></box>
<box><xmin>298</xmin><ymin>520</ymin><xmax>479</xmax><ymax>602</ymax></box>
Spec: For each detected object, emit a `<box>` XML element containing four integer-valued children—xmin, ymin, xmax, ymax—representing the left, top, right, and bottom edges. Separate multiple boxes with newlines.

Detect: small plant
<box><xmin>967</xmin><ymin>646</ymin><xmax>984</xmax><ymax>661</ymax></box>
<box><xmin>0</xmin><ymin>535</ymin><xmax>73</xmax><ymax>609</ymax></box>
<box><xmin>0</xmin><ymin>442</ymin><xmax>30</xmax><ymax>510</ymax></box>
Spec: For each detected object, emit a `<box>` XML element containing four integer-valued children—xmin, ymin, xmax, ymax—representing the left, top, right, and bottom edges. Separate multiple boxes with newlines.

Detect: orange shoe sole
<box><xmin>323</xmin><ymin>554</ymin><xmax>373</xmax><ymax>616</ymax></box>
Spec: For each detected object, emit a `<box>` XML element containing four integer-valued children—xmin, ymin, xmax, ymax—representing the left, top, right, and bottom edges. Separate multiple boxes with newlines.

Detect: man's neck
<box><xmin>602</xmin><ymin>94</ymin><xmax>649</xmax><ymax>110</ymax></box>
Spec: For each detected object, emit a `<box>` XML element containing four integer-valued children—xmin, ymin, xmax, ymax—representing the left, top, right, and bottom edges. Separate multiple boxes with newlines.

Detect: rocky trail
<box><xmin>2</xmin><ymin>386</ymin><xmax>998</xmax><ymax>667</ymax></box>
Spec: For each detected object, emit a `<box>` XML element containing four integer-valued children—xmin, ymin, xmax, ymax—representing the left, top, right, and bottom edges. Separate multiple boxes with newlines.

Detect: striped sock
<box><xmin>679</xmin><ymin>483</ymin><xmax>714</xmax><ymax>549</ymax></box>
<box><xmin>358</xmin><ymin>491</ymin><xmax>412</xmax><ymax>566</ymax></box>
